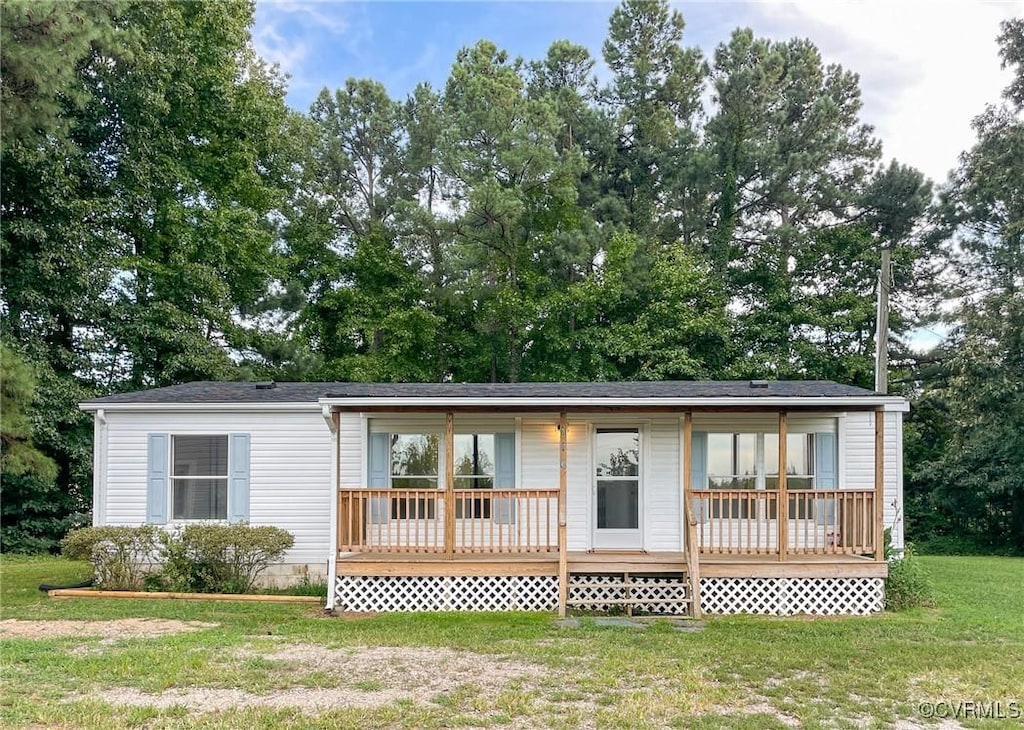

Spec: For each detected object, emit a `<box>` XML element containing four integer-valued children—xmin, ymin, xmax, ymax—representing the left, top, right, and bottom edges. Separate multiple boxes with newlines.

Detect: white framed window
<box><xmin>389</xmin><ymin>434</ymin><xmax>439</xmax><ymax>518</ymax></box>
<box><xmin>380</xmin><ymin>431</ymin><xmax>506</xmax><ymax>519</ymax></box>
<box><xmin>706</xmin><ymin>433</ymin><xmax>816</xmax><ymax>490</ymax></box>
<box><xmin>389</xmin><ymin>434</ymin><xmax>439</xmax><ymax>490</ymax></box>
<box><xmin>454</xmin><ymin>434</ymin><xmax>495</xmax><ymax>518</ymax></box>
<box><xmin>708</xmin><ymin>433</ymin><xmax>757</xmax><ymax>490</ymax></box>
<box><xmin>171</xmin><ymin>435</ymin><xmax>228</xmax><ymax>520</ymax></box>
<box><xmin>704</xmin><ymin>432</ymin><xmax>817</xmax><ymax>519</ymax></box>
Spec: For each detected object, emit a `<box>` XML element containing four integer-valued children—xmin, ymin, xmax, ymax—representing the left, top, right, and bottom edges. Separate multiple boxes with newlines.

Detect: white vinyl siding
<box><xmin>645</xmin><ymin>418</ymin><xmax>682</xmax><ymax>551</ymax></box>
<box><xmin>842</xmin><ymin>410</ymin><xmax>903</xmax><ymax>550</ymax></box>
<box><xmin>339</xmin><ymin>411</ymin><xmax>363</xmax><ymax>489</ymax></box>
<box><xmin>100</xmin><ymin>409</ymin><xmax>332</xmax><ymax>564</ymax></box>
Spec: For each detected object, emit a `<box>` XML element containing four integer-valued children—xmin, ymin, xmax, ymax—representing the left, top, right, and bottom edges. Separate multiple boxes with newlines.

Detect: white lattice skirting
<box><xmin>334</xmin><ymin>575</ymin><xmax>557</xmax><ymax>612</ymax></box>
<box><xmin>700</xmin><ymin>577</ymin><xmax>885</xmax><ymax>615</ymax></box>
<box><xmin>333</xmin><ymin>575</ymin><xmax>883</xmax><ymax>615</ymax></box>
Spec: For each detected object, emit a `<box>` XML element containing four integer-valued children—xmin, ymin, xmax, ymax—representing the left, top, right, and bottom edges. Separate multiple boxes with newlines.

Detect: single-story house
<box><xmin>80</xmin><ymin>380</ymin><xmax>906</xmax><ymax>616</ymax></box>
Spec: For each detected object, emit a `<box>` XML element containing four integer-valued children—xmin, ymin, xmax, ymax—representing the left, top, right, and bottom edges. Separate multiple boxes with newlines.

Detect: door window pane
<box><xmin>597</xmin><ymin>480</ymin><xmax>639</xmax><ymax>529</ymax></box>
<box><xmin>595</xmin><ymin>429</ymin><xmax>639</xmax><ymax>477</ymax></box>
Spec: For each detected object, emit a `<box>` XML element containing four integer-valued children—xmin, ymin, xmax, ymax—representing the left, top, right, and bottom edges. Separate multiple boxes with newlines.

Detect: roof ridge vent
<box><xmin>254</xmin><ymin>381</ymin><xmax>277</xmax><ymax>390</ymax></box>
<box><xmin>749</xmin><ymin>379</ymin><xmax>769</xmax><ymax>389</ymax></box>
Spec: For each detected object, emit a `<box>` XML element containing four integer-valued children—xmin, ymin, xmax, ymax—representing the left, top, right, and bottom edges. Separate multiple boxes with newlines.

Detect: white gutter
<box><xmin>317</xmin><ymin>396</ymin><xmax>910</xmax><ymax>411</ymax></box>
<box><xmin>321</xmin><ymin>404</ymin><xmax>337</xmax><ymax>434</ymax></box>
<box><xmin>92</xmin><ymin>409</ymin><xmax>107</xmax><ymax>526</ymax></box>
<box><xmin>78</xmin><ymin>402</ymin><xmax>322</xmax><ymax>412</ymax></box>
<box><xmin>323</xmin><ymin>405</ymin><xmax>338</xmax><ymax>611</ymax></box>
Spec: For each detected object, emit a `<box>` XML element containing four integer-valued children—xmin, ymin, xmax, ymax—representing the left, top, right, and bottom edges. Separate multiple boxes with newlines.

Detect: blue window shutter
<box><xmin>493</xmin><ymin>432</ymin><xmax>516</xmax><ymax>524</ymax></box>
<box><xmin>367</xmin><ymin>432</ymin><xmax>389</xmax><ymax>523</ymax></box>
<box><xmin>690</xmin><ymin>431</ymin><xmax>708</xmax><ymax>522</ymax></box>
<box><xmin>146</xmin><ymin>433</ymin><xmax>169</xmax><ymax>524</ymax></box>
<box><xmin>228</xmin><ymin>433</ymin><xmax>251</xmax><ymax>523</ymax></box>
<box><xmin>814</xmin><ymin>432</ymin><xmax>837</xmax><ymax>488</ymax></box>
<box><xmin>814</xmin><ymin>432</ymin><xmax>838</xmax><ymax>525</ymax></box>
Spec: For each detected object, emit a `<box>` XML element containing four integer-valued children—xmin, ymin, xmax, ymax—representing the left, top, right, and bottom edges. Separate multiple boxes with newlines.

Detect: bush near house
<box><xmin>60</xmin><ymin>525</ymin><xmax>163</xmax><ymax>591</ymax></box>
<box><xmin>60</xmin><ymin>524</ymin><xmax>293</xmax><ymax>594</ymax></box>
<box><xmin>154</xmin><ymin>524</ymin><xmax>294</xmax><ymax>594</ymax></box>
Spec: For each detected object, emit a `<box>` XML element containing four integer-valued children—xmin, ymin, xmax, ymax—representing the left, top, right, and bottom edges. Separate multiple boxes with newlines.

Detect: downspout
<box><xmin>322</xmin><ymin>405</ymin><xmax>339</xmax><ymax>611</ymax></box>
<box><xmin>92</xmin><ymin>409</ymin><xmax>107</xmax><ymax>526</ymax></box>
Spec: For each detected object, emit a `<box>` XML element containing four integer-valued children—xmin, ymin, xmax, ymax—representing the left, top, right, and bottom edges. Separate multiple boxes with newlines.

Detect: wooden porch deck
<box><xmin>336</xmin><ymin>550</ymin><xmax>887</xmax><ymax>579</ymax></box>
<box><xmin>328</xmin><ymin>409</ymin><xmax>890</xmax><ymax>615</ymax></box>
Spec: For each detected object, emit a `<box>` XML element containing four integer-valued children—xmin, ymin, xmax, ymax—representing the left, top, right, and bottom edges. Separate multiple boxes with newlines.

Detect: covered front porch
<box><xmin>326</xmin><ymin>404</ymin><xmax>890</xmax><ymax>616</ymax></box>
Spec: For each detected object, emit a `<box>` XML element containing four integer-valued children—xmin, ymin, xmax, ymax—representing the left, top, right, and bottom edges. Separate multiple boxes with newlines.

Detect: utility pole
<box><xmin>874</xmin><ymin>245</ymin><xmax>892</xmax><ymax>394</ymax></box>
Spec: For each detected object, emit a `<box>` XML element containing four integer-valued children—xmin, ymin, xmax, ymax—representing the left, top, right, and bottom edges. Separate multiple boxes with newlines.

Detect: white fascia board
<box><xmin>78</xmin><ymin>401</ymin><xmax>322</xmax><ymax>413</ymax></box>
<box><xmin>78</xmin><ymin>395</ymin><xmax>911</xmax><ymax>413</ymax></box>
<box><xmin>317</xmin><ymin>396</ymin><xmax>910</xmax><ymax>410</ymax></box>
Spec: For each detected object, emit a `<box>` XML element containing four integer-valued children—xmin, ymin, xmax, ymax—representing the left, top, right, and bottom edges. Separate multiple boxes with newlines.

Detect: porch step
<box><xmin>566</xmin><ymin>571</ymin><xmax>695</xmax><ymax>616</ymax></box>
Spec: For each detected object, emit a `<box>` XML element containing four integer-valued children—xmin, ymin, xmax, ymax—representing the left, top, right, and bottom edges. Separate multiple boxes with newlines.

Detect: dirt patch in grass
<box><xmin>75</xmin><ymin>644</ymin><xmax>543</xmax><ymax>714</ymax></box>
<box><xmin>0</xmin><ymin>618</ymin><xmax>218</xmax><ymax>640</ymax></box>
<box><xmin>77</xmin><ymin>686</ymin><xmax>413</xmax><ymax>712</ymax></box>
<box><xmin>709</xmin><ymin>699</ymin><xmax>801</xmax><ymax>727</ymax></box>
<box><xmin>260</xmin><ymin>643</ymin><xmax>538</xmax><ymax>696</ymax></box>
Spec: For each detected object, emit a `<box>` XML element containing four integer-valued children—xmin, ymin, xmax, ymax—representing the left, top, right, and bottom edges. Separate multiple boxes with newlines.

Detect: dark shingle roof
<box><xmin>83</xmin><ymin>380</ymin><xmax>879</xmax><ymax>405</ymax></box>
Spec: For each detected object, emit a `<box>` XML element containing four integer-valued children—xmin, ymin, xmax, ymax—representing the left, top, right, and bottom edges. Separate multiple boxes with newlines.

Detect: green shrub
<box><xmin>885</xmin><ymin>543</ymin><xmax>935</xmax><ymax>610</ymax></box>
<box><xmin>155</xmin><ymin>524</ymin><xmax>293</xmax><ymax>594</ymax></box>
<box><xmin>60</xmin><ymin>526</ymin><xmax>162</xmax><ymax>591</ymax></box>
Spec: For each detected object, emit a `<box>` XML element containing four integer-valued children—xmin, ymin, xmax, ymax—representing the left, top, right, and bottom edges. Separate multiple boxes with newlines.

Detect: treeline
<box><xmin>1</xmin><ymin>1</ymin><xmax>1021</xmax><ymax>554</ymax></box>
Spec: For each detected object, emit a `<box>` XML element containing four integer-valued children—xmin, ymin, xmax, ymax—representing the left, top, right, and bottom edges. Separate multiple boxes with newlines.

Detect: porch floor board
<box><xmin>335</xmin><ymin>550</ymin><xmax>887</xmax><ymax>578</ymax></box>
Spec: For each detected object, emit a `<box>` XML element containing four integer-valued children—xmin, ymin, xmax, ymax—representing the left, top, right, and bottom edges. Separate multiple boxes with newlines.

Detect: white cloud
<box><xmin>253</xmin><ymin>1</ymin><xmax>374</xmax><ymax>99</ymax></box>
<box><xmin>745</xmin><ymin>0</ymin><xmax>1019</xmax><ymax>185</ymax></box>
<box><xmin>254</xmin><ymin>19</ymin><xmax>310</xmax><ymax>73</ymax></box>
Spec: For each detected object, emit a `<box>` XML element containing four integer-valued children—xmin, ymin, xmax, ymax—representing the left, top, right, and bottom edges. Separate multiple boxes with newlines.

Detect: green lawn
<box><xmin>1</xmin><ymin>555</ymin><xmax>1022</xmax><ymax>729</ymax></box>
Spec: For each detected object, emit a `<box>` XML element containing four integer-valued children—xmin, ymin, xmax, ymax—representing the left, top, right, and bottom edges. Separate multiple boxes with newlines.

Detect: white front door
<box><xmin>592</xmin><ymin>427</ymin><xmax>642</xmax><ymax>549</ymax></box>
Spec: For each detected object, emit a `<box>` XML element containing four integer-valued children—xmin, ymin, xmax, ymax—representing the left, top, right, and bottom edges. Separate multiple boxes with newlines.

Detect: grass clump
<box><xmin>261</xmin><ymin>573</ymin><xmax>329</xmax><ymax>597</ymax></box>
<box><xmin>886</xmin><ymin>544</ymin><xmax>935</xmax><ymax>610</ymax></box>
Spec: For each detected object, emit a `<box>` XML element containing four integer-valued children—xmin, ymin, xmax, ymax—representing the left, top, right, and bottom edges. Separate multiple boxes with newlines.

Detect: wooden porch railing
<box><xmin>337</xmin><ymin>487</ymin><xmax>560</xmax><ymax>555</ymax></box>
<box><xmin>692</xmin><ymin>488</ymin><xmax>876</xmax><ymax>556</ymax></box>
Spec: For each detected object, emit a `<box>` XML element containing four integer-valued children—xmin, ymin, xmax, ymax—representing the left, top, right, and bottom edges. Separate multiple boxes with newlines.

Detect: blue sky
<box><xmin>253</xmin><ymin>2</ymin><xmax>767</xmax><ymax>105</ymax></box>
<box><xmin>253</xmin><ymin>1</ymin><xmax>1017</xmax><ymax>187</ymax></box>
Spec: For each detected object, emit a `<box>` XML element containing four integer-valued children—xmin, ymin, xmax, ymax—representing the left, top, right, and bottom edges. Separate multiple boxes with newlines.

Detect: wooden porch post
<box><xmin>557</xmin><ymin>411</ymin><xmax>568</xmax><ymax>618</ymax></box>
<box><xmin>445</xmin><ymin>411</ymin><xmax>455</xmax><ymax>560</ymax></box>
<box><xmin>778</xmin><ymin>411</ymin><xmax>788</xmax><ymax>562</ymax></box>
<box><xmin>875</xmin><ymin>408</ymin><xmax>885</xmax><ymax>562</ymax></box>
<box><xmin>682</xmin><ymin>411</ymin><xmax>701</xmax><ymax>619</ymax></box>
